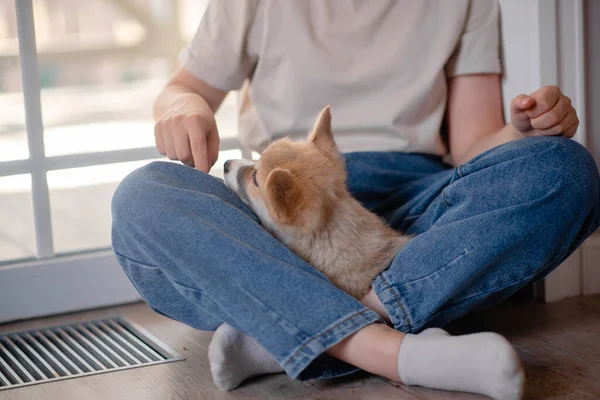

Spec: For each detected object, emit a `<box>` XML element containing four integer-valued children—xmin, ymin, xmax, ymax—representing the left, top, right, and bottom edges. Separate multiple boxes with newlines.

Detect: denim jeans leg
<box><xmin>370</xmin><ymin>137</ymin><xmax>600</xmax><ymax>333</ymax></box>
<box><xmin>111</xmin><ymin>161</ymin><xmax>382</xmax><ymax>381</ymax></box>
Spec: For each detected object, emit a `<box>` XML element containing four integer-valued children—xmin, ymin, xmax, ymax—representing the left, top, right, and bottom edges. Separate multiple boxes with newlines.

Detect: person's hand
<box><xmin>510</xmin><ymin>86</ymin><xmax>579</xmax><ymax>138</ymax></box>
<box><xmin>154</xmin><ymin>94</ymin><xmax>220</xmax><ymax>172</ymax></box>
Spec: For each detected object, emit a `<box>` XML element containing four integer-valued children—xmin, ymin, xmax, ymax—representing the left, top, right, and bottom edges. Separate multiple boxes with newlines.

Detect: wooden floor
<box><xmin>1</xmin><ymin>296</ymin><xmax>599</xmax><ymax>400</ymax></box>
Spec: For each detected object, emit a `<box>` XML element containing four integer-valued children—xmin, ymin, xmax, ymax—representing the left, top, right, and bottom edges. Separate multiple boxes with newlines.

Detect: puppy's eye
<box><xmin>252</xmin><ymin>170</ymin><xmax>259</xmax><ymax>186</ymax></box>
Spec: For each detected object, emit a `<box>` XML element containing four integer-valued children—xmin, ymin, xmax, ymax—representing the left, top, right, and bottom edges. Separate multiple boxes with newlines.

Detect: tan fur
<box><xmin>225</xmin><ymin>106</ymin><xmax>410</xmax><ymax>299</ymax></box>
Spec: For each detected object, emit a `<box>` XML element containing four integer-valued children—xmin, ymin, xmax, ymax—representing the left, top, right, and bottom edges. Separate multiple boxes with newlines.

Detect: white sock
<box><xmin>208</xmin><ymin>324</ymin><xmax>284</xmax><ymax>391</ymax></box>
<box><xmin>398</xmin><ymin>328</ymin><xmax>525</xmax><ymax>400</ymax></box>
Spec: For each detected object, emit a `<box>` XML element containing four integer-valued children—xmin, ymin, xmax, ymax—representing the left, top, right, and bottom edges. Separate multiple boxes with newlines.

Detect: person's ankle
<box><xmin>360</xmin><ymin>289</ymin><xmax>391</xmax><ymax>324</ymax></box>
<box><xmin>327</xmin><ymin>323</ymin><xmax>403</xmax><ymax>382</ymax></box>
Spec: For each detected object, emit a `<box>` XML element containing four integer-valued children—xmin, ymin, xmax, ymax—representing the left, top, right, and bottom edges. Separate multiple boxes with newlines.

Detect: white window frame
<box><xmin>0</xmin><ymin>0</ymin><xmax>244</xmax><ymax>323</ymax></box>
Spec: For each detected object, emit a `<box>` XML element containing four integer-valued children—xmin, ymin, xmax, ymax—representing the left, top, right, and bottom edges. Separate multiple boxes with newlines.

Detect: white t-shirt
<box><xmin>179</xmin><ymin>0</ymin><xmax>501</xmax><ymax>155</ymax></box>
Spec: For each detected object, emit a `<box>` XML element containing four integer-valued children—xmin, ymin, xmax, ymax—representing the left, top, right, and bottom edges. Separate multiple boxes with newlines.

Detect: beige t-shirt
<box><xmin>179</xmin><ymin>0</ymin><xmax>501</xmax><ymax>155</ymax></box>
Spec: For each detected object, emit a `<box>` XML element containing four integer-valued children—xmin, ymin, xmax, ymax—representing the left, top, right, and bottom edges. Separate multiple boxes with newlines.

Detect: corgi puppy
<box><xmin>223</xmin><ymin>106</ymin><xmax>410</xmax><ymax>299</ymax></box>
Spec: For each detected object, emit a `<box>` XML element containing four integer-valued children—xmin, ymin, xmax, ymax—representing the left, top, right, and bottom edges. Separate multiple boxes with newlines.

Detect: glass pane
<box><xmin>33</xmin><ymin>0</ymin><xmax>238</xmax><ymax>157</ymax></box>
<box><xmin>35</xmin><ymin>0</ymin><xmax>172</xmax><ymax>157</ymax></box>
<box><xmin>42</xmin><ymin>91</ymin><xmax>238</xmax><ymax>157</ymax></box>
<box><xmin>0</xmin><ymin>1</ymin><xmax>28</xmax><ymax>161</ymax></box>
<box><xmin>48</xmin><ymin>149</ymin><xmax>240</xmax><ymax>255</ymax></box>
<box><xmin>0</xmin><ymin>174</ymin><xmax>35</xmax><ymax>263</ymax></box>
<box><xmin>48</xmin><ymin>159</ymin><xmax>156</xmax><ymax>254</ymax></box>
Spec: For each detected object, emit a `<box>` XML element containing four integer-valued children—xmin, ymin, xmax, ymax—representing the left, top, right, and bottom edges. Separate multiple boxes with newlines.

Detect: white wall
<box><xmin>582</xmin><ymin>0</ymin><xmax>600</xmax><ymax>296</ymax></box>
<box><xmin>498</xmin><ymin>0</ymin><xmax>544</xmax><ymax>120</ymax></box>
<box><xmin>585</xmin><ymin>0</ymin><xmax>600</xmax><ymax>159</ymax></box>
<box><xmin>498</xmin><ymin>0</ymin><xmax>585</xmax><ymax>138</ymax></box>
<box><xmin>498</xmin><ymin>0</ymin><xmax>597</xmax><ymax>302</ymax></box>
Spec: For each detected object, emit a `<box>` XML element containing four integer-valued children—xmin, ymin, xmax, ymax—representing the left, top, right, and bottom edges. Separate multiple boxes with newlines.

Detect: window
<box><xmin>0</xmin><ymin>0</ymin><xmax>245</xmax><ymax>322</ymax></box>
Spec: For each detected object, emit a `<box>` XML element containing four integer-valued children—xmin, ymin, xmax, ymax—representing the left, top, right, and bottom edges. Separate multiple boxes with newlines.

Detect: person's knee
<box><xmin>112</xmin><ymin>162</ymin><xmax>164</xmax><ymax>227</ymax></box>
<box><xmin>111</xmin><ymin>161</ymin><xmax>248</xmax><ymax>254</ymax></box>
<box><xmin>111</xmin><ymin>163</ymin><xmax>160</xmax><ymax>256</ymax></box>
<box><xmin>112</xmin><ymin>161</ymin><xmax>215</xmax><ymax>223</ymax></box>
<box><xmin>530</xmin><ymin>137</ymin><xmax>599</xmax><ymax>234</ymax></box>
<box><xmin>112</xmin><ymin>162</ymin><xmax>195</xmax><ymax>241</ymax></box>
<box><xmin>536</xmin><ymin>138</ymin><xmax>598</xmax><ymax>208</ymax></box>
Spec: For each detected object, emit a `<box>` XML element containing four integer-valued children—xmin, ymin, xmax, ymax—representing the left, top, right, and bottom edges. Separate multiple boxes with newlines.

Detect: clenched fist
<box><xmin>154</xmin><ymin>93</ymin><xmax>220</xmax><ymax>172</ymax></box>
<box><xmin>510</xmin><ymin>86</ymin><xmax>579</xmax><ymax>138</ymax></box>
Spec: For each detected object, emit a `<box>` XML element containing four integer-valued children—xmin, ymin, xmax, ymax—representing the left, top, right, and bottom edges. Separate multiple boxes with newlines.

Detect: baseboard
<box><xmin>0</xmin><ymin>251</ymin><xmax>141</xmax><ymax>324</ymax></box>
<box><xmin>541</xmin><ymin>232</ymin><xmax>600</xmax><ymax>302</ymax></box>
<box><xmin>583</xmin><ymin>232</ymin><xmax>600</xmax><ymax>295</ymax></box>
<box><xmin>542</xmin><ymin>248</ymin><xmax>583</xmax><ymax>302</ymax></box>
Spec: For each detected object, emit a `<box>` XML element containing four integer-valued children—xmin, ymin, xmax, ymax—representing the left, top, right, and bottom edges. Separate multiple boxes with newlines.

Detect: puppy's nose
<box><xmin>224</xmin><ymin>160</ymin><xmax>232</xmax><ymax>174</ymax></box>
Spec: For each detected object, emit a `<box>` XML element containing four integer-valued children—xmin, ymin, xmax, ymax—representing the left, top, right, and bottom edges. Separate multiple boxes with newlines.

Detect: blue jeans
<box><xmin>111</xmin><ymin>137</ymin><xmax>599</xmax><ymax>381</ymax></box>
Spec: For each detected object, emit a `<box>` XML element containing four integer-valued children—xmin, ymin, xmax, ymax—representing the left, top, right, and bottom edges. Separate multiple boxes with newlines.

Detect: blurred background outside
<box><xmin>0</xmin><ymin>0</ymin><xmax>240</xmax><ymax>262</ymax></box>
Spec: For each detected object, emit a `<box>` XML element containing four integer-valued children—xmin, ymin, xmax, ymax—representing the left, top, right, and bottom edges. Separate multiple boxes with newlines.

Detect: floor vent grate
<box><xmin>0</xmin><ymin>317</ymin><xmax>183</xmax><ymax>390</ymax></box>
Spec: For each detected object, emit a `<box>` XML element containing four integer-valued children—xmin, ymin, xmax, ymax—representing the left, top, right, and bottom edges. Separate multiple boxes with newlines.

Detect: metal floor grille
<box><xmin>0</xmin><ymin>317</ymin><xmax>183</xmax><ymax>390</ymax></box>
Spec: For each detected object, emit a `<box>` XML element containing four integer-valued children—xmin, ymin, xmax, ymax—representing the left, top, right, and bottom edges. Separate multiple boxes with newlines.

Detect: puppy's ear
<box><xmin>308</xmin><ymin>105</ymin><xmax>340</xmax><ymax>157</ymax></box>
<box><xmin>265</xmin><ymin>168</ymin><xmax>304</xmax><ymax>224</ymax></box>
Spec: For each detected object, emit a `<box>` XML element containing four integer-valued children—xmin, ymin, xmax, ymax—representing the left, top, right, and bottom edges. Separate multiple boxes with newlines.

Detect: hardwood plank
<box><xmin>448</xmin><ymin>296</ymin><xmax>600</xmax><ymax>400</ymax></box>
<box><xmin>1</xmin><ymin>297</ymin><xmax>599</xmax><ymax>399</ymax></box>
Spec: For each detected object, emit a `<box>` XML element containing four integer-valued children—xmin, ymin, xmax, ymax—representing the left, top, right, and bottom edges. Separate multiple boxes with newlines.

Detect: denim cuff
<box><xmin>371</xmin><ymin>272</ymin><xmax>415</xmax><ymax>333</ymax></box>
<box><xmin>282</xmin><ymin>308</ymin><xmax>382</xmax><ymax>380</ymax></box>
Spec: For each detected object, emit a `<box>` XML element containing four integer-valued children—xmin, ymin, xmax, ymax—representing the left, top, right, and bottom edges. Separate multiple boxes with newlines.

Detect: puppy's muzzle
<box><xmin>223</xmin><ymin>159</ymin><xmax>255</xmax><ymax>204</ymax></box>
<box><xmin>223</xmin><ymin>160</ymin><xmax>232</xmax><ymax>174</ymax></box>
